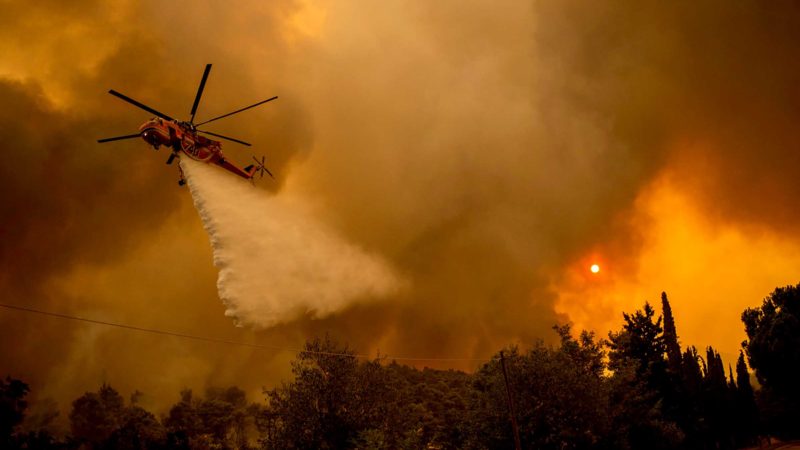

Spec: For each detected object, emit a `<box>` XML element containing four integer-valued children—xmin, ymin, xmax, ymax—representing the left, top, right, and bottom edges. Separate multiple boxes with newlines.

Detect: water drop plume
<box><xmin>180</xmin><ymin>157</ymin><xmax>403</xmax><ymax>328</ymax></box>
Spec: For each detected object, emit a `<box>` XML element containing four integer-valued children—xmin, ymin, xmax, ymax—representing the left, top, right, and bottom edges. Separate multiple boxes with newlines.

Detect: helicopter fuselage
<box><xmin>138</xmin><ymin>118</ymin><xmax>255</xmax><ymax>181</ymax></box>
<box><xmin>139</xmin><ymin>118</ymin><xmax>220</xmax><ymax>162</ymax></box>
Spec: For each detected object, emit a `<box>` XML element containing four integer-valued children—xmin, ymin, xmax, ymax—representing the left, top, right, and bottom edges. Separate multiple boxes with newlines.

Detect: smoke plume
<box><xmin>4</xmin><ymin>0</ymin><xmax>800</xmax><ymax>417</ymax></box>
<box><xmin>180</xmin><ymin>157</ymin><xmax>402</xmax><ymax>327</ymax></box>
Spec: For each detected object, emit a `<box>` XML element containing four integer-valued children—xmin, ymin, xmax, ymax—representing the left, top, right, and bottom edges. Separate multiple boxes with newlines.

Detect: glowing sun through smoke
<box><xmin>552</xmin><ymin>170</ymin><xmax>800</xmax><ymax>367</ymax></box>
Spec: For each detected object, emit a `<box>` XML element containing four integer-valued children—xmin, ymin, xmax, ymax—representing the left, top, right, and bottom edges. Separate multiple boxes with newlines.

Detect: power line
<box><xmin>0</xmin><ymin>302</ymin><xmax>489</xmax><ymax>363</ymax></box>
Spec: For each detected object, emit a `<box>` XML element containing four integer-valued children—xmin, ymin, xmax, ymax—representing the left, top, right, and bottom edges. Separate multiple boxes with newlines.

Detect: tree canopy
<box><xmin>742</xmin><ymin>283</ymin><xmax>800</xmax><ymax>439</ymax></box>
<box><xmin>4</xmin><ymin>284</ymin><xmax>799</xmax><ymax>449</ymax></box>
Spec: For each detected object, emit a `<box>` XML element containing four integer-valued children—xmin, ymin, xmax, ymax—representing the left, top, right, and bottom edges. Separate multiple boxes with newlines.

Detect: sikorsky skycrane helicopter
<box><xmin>98</xmin><ymin>64</ymin><xmax>275</xmax><ymax>185</ymax></box>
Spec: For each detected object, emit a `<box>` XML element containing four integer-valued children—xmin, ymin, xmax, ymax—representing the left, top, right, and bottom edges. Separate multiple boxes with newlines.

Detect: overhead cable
<box><xmin>0</xmin><ymin>302</ymin><xmax>489</xmax><ymax>363</ymax></box>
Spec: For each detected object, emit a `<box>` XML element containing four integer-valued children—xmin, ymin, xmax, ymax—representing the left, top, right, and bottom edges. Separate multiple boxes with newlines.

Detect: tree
<box><xmin>106</xmin><ymin>405</ymin><xmax>166</xmax><ymax>450</ymax></box>
<box><xmin>261</xmin><ymin>337</ymin><xmax>474</xmax><ymax>449</ymax></box>
<box><xmin>742</xmin><ymin>283</ymin><xmax>800</xmax><ymax>439</ymax></box>
<box><xmin>605</xmin><ymin>363</ymin><xmax>683</xmax><ymax>450</ymax></box>
<box><xmin>468</xmin><ymin>326</ymin><xmax>612</xmax><ymax>450</ymax></box>
<box><xmin>680</xmin><ymin>347</ymin><xmax>703</xmax><ymax>398</ymax></box>
<box><xmin>733</xmin><ymin>351</ymin><xmax>759</xmax><ymax>447</ymax></box>
<box><xmin>606</xmin><ymin>303</ymin><xmax>684</xmax><ymax>449</ymax></box>
<box><xmin>263</xmin><ymin>335</ymin><xmax>360</xmax><ymax>449</ymax></box>
<box><xmin>69</xmin><ymin>384</ymin><xmax>170</xmax><ymax>450</ymax></box>
<box><xmin>0</xmin><ymin>377</ymin><xmax>29</xmax><ymax>446</ymax></box>
<box><xmin>163</xmin><ymin>389</ymin><xmax>203</xmax><ymax>447</ymax></box>
<box><xmin>69</xmin><ymin>384</ymin><xmax>125</xmax><ymax>448</ymax></box>
<box><xmin>200</xmin><ymin>386</ymin><xmax>248</xmax><ymax>448</ymax></box>
<box><xmin>700</xmin><ymin>347</ymin><xmax>735</xmax><ymax>449</ymax></box>
<box><xmin>164</xmin><ymin>386</ymin><xmax>253</xmax><ymax>450</ymax></box>
<box><xmin>607</xmin><ymin>302</ymin><xmax>666</xmax><ymax>381</ymax></box>
<box><xmin>661</xmin><ymin>293</ymin><xmax>682</xmax><ymax>375</ymax></box>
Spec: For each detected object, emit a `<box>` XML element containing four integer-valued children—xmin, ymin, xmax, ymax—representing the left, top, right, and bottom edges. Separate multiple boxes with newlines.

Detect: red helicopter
<box><xmin>98</xmin><ymin>64</ymin><xmax>275</xmax><ymax>185</ymax></box>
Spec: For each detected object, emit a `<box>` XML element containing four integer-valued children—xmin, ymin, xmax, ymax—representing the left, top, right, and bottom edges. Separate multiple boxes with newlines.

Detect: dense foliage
<box><xmin>2</xmin><ymin>286</ymin><xmax>798</xmax><ymax>449</ymax></box>
<box><xmin>742</xmin><ymin>283</ymin><xmax>800</xmax><ymax>439</ymax></box>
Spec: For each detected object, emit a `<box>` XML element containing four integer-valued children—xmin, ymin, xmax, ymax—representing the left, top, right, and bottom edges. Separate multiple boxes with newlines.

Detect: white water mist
<box><xmin>180</xmin><ymin>157</ymin><xmax>402</xmax><ymax>328</ymax></box>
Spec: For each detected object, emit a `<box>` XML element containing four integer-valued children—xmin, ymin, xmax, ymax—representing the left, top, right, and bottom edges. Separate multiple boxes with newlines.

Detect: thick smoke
<box><xmin>4</xmin><ymin>0</ymin><xmax>800</xmax><ymax>418</ymax></box>
<box><xmin>180</xmin><ymin>157</ymin><xmax>402</xmax><ymax>327</ymax></box>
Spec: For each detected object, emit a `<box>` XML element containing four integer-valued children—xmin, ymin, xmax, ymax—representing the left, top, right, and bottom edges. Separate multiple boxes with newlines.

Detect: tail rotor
<box><xmin>252</xmin><ymin>155</ymin><xmax>274</xmax><ymax>179</ymax></box>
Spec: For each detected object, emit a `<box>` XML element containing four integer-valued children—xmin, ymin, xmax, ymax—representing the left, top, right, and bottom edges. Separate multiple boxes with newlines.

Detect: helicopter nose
<box><xmin>142</xmin><ymin>130</ymin><xmax>159</xmax><ymax>146</ymax></box>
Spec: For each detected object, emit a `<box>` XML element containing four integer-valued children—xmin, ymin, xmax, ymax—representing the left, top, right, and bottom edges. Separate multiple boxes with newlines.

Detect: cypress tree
<box><xmin>728</xmin><ymin>365</ymin><xmax>736</xmax><ymax>391</ymax></box>
<box><xmin>735</xmin><ymin>352</ymin><xmax>755</xmax><ymax>406</ymax></box>
<box><xmin>703</xmin><ymin>347</ymin><xmax>735</xmax><ymax>449</ymax></box>
<box><xmin>661</xmin><ymin>292</ymin><xmax>682</xmax><ymax>374</ymax></box>
<box><xmin>681</xmin><ymin>347</ymin><xmax>703</xmax><ymax>396</ymax></box>
<box><xmin>734</xmin><ymin>351</ymin><xmax>759</xmax><ymax>446</ymax></box>
<box><xmin>704</xmin><ymin>348</ymin><xmax>725</xmax><ymax>388</ymax></box>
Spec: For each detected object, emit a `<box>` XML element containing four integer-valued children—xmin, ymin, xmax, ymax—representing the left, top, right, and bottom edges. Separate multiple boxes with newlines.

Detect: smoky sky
<box><xmin>2</xmin><ymin>0</ymin><xmax>800</xmax><ymax>420</ymax></box>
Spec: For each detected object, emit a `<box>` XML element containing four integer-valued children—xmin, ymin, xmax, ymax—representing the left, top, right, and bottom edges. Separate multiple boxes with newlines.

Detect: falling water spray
<box><xmin>180</xmin><ymin>157</ymin><xmax>402</xmax><ymax>328</ymax></box>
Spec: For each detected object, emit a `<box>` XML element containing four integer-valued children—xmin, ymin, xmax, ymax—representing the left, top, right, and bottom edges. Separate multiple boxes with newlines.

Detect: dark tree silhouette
<box><xmin>105</xmin><ymin>405</ymin><xmax>166</xmax><ymax>450</ymax></box>
<box><xmin>680</xmin><ymin>347</ymin><xmax>703</xmax><ymax>398</ymax></box>
<box><xmin>733</xmin><ymin>351</ymin><xmax>759</xmax><ymax>446</ymax></box>
<box><xmin>69</xmin><ymin>384</ymin><xmax>171</xmax><ymax>449</ymax></box>
<box><xmin>658</xmin><ymin>292</ymin><xmax>695</xmax><ymax>444</ymax></box>
<box><xmin>69</xmin><ymin>383</ymin><xmax>125</xmax><ymax>448</ymax></box>
<box><xmin>470</xmin><ymin>326</ymin><xmax>612</xmax><ymax>450</ymax></box>
<box><xmin>0</xmin><ymin>377</ymin><xmax>28</xmax><ymax>446</ymax></box>
<box><xmin>9</xmin><ymin>283</ymin><xmax>800</xmax><ymax>449</ymax></box>
<box><xmin>163</xmin><ymin>389</ymin><xmax>203</xmax><ymax>447</ymax></box>
<box><xmin>201</xmin><ymin>386</ymin><xmax>249</xmax><ymax>448</ymax></box>
<box><xmin>661</xmin><ymin>292</ymin><xmax>683</xmax><ymax>375</ymax></box>
<box><xmin>608</xmin><ymin>302</ymin><xmax>666</xmax><ymax>387</ymax></box>
<box><xmin>164</xmin><ymin>386</ymin><xmax>251</xmax><ymax>449</ymax></box>
<box><xmin>677</xmin><ymin>346</ymin><xmax>709</xmax><ymax>449</ymax></box>
<box><xmin>607</xmin><ymin>303</ymin><xmax>685</xmax><ymax>449</ymax></box>
<box><xmin>701</xmin><ymin>347</ymin><xmax>735</xmax><ymax>449</ymax></box>
<box><xmin>742</xmin><ymin>283</ymin><xmax>800</xmax><ymax>439</ymax></box>
<box><xmin>263</xmin><ymin>335</ymin><xmax>361</xmax><ymax>449</ymax></box>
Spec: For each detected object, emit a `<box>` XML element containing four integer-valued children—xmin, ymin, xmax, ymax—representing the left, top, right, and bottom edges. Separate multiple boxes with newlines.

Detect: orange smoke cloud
<box><xmin>553</xmin><ymin>160</ymin><xmax>800</xmax><ymax>364</ymax></box>
<box><xmin>4</xmin><ymin>0</ymin><xmax>800</xmax><ymax>421</ymax></box>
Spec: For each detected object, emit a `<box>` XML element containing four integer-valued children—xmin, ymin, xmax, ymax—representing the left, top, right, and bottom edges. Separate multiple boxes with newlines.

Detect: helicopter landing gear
<box><xmin>177</xmin><ymin>163</ymin><xmax>186</xmax><ymax>187</ymax></box>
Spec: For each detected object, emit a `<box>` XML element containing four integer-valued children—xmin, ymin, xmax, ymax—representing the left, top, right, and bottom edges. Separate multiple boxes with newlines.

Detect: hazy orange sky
<box><xmin>2</xmin><ymin>0</ymin><xmax>800</xmax><ymax>421</ymax></box>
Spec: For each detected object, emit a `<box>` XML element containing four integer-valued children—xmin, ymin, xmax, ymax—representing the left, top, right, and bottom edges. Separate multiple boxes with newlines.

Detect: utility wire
<box><xmin>0</xmin><ymin>302</ymin><xmax>489</xmax><ymax>363</ymax></box>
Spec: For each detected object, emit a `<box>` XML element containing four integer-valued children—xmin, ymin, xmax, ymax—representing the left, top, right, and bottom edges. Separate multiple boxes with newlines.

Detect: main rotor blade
<box><xmin>194</xmin><ymin>96</ymin><xmax>277</xmax><ymax>126</ymax></box>
<box><xmin>197</xmin><ymin>130</ymin><xmax>251</xmax><ymax>146</ymax></box>
<box><xmin>189</xmin><ymin>64</ymin><xmax>212</xmax><ymax>124</ymax></box>
<box><xmin>97</xmin><ymin>133</ymin><xmax>141</xmax><ymax>143</ymax></box>
<box><xmin>108</xmin><ymin>90</ymin><xmax>175</xmax><ymax>121</ymax></box>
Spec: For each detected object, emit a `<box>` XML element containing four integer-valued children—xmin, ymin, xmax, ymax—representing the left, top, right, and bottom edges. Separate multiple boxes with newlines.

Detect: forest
<box><xmin>2</xmin><ymin>284</ymin><xmax>799</xmax><ymax>449</ymax></box>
